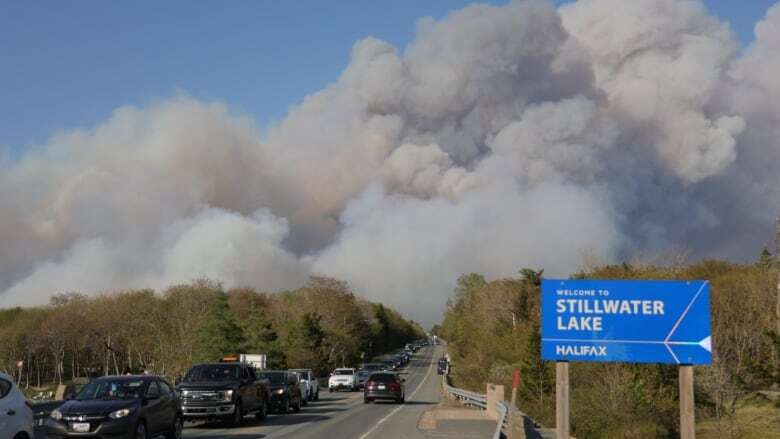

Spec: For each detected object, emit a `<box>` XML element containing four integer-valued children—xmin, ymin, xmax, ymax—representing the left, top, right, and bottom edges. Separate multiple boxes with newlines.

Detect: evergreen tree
<box><xmin>283</xmin><ymin>312</ymin><xmax>328</xmax><ymax>375</ymax></box>
<box><xmin>194</xmin><ymin>293</ymin><xmax>245</xmax><ymax>362</ymax></box>
<box><xmin>758</xmin><ymin>247</ymin><xmax>775</xmax><ymax>271</ymax></box>
<box><xmin>520</xmin><ymin>321</ymin><xmax>553</xmax><ymax>406</ymax></box>
<box><xmin>240</xmin><ymin>308</ymin><xmax>287</xmax><ymax>369</ymax></box>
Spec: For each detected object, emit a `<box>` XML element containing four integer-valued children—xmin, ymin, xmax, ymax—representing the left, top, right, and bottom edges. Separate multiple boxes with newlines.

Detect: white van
<box><xmin>0</xmin><ymin>373</ymin><xmax>33</xmax><ymax>439</ymax></box>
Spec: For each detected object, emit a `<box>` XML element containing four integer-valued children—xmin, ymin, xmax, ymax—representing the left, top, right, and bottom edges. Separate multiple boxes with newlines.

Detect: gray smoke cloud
<box><xmin>2</xmin><ymin>0</ymin><xmax>779</xmax><ymax>325</ymax></box>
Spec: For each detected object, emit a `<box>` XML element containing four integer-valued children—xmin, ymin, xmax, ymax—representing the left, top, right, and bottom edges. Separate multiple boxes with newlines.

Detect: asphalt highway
<box><xmin>182</xmin><ymin>345</ymin><xmax>443</xmax><ymax>439</ymax></box>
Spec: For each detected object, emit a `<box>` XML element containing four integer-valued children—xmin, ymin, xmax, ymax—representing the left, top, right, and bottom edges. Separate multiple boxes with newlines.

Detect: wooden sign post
<box><xmin>556</xmin><ymin>361</ymin><xmax>570</xmax><ymax>439</ymax></box>
<box><xmin>679</xmin><ymin>365</ymin><xmax>695</xmax><ymax>439</ymax></box>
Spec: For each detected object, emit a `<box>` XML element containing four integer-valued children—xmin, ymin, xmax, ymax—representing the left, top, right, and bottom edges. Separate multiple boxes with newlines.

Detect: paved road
<box><xmin>183</xmin><ymin>345</ymin><xmax>442</xmax><ymax>439</ymax></box>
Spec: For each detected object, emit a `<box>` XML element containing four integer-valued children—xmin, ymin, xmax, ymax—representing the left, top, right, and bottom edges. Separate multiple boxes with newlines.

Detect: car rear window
<box><xmin>257</xmin><ymin>372</ymin><xmax>286</xmax><ymax>385</ymax></box>
<box><xmin>0</xmin><ymin>378</ymin><xmax>10</xmax><ymax>398</ymax></box>
<box><xmin>369</xmin><ymin>373</ymin><xmax>398</xmax><ymax>383</ymax></box>
<box><xmin>184</xmin><ymin>364</ymin><xmax>241</xmax><ymax>382</ymax></box>
<box><xmin>334</xmin><ymin>369</ymin><xmax>353</xmax><ymax>375</ymax></box>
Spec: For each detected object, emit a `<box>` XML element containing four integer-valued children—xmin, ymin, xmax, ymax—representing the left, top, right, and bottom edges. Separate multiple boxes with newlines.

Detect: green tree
<box><xmin>519</xmin><ymin>321</ymin><xmax>553</xmax><ymax>406</ymax></box>
<box><xmin>194</xmin><ymin>293</ymin><xmax>245</xmax><ymax>362</ymax></box>
<box><xmin>283</xmin><ymin>312</ymin><xmax>328</xmax><ymax>375</ymax></box>
<box><xmin>758</xmin><ymin>247</ymin><xmax>775</xmax><ymax>271</ymax></box>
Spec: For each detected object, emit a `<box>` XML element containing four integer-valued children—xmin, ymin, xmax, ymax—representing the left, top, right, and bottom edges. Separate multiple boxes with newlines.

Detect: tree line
<box><xmin>0</xmin><ymin>277</ymin><xmax>424</xmax><ymax>388</ymax></box>
<box><xmin>439</xmin><ymin>255</ymin><xmax>779</xmax><ymax>439</ymax></box>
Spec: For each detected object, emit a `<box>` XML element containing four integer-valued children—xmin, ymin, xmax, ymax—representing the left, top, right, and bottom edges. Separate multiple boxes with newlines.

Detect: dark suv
<box><xmin>46</xmin><ymin>375</ymin><xmax>181</xmax><ymax>439</ymax></box>
<box><xmin>256</xmin><ymin>371</ymin><xmax>303</xmax><ymax>414</ymax></box>
<box><xmin>364</xmin><ymin>372</ymin><xmax>405</xmax><ymax>404</ymax></box>
<box><xmin>437</xmin><ymin>358</ymin><xmax>448</xmax><ymax>375</ymax></box>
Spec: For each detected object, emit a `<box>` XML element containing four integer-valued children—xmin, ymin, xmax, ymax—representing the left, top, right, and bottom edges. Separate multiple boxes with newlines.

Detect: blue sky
<box><xmin>1</xmin><ymin>0</ymin><xmax>776</xmax><ymax>155</ymax></box>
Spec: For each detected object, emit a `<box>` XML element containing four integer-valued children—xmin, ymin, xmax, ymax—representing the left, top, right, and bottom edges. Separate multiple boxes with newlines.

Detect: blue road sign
<box><xmin>541</xmin><ymin>279</ymin><xmax>711</xmax><ymax>365</ymax></box>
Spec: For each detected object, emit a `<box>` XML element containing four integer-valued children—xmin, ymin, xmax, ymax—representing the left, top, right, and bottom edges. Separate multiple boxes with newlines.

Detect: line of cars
<box><xmin>323</xmin><ymin>339</ymin><xmax>430</xmax><ymax>405</ymax></box>
<box><xmin>23</xmin><ymin>360</ymin><xmax>325</xmax><ymax>438</ymax></box>
<box><xmin>3</xmin><ymin>339</ymin><xmax>432</xmax><ymax>438</ymax></box>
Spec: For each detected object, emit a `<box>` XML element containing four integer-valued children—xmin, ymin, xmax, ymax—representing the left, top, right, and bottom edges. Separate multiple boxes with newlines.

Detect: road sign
<box><xmin>541</xmin><ymin>279</ymin><xmax>711</xmax><ymax>365</ymax></box>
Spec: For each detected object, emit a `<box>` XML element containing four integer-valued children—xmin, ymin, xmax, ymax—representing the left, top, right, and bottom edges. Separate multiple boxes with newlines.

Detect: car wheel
<box><xmin>315</xmin><ymin>390</ymin><xmax>320</xmax><ymax>401</ymax></box>
<box><xmin>302</xmin><ymin>393</ymin><xmax>308</xmax><ymax>406</ymax></box>
<box><xmin>328</xmin><ymin>387</ymin><xmax>332</xmax><ymax>393</ymax></box>
<box><xmin>135</xmin><ymin>421</ymin><xmax>149</xmax><ymax>439</ymax></box>
<box><xmin>165</xmin><ymin>417</ymin><xmax>183</xmax><ymax>439</ymax></box>
<box><xmin>282</xmin><ymin>397</ymin><xmax>290</xmax><ymax>413</ymax></box>
<box><xmin>231</xmin><ymin>401</ymin><xmax>243</xmax><ymax>427</ymax></box>
<box><xmin>13</xmin><ymin>434</ymin><xmax>30</xmax><ymax>439</ymax></box>
<box><xmin>363</xmin><ymin>397</ymin><xmax>371</xmax><ymax>404</ymax></box>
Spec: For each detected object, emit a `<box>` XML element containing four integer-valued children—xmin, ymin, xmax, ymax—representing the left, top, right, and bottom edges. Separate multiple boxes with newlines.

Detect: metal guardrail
<box><xmin>494</xmin><ymin>400</ymin><xmax>509</xmax><ymax>439</ymax></box>
<box><xmin>442</xmin><ymin>375</ymin><xmax>509</xmax><ymax>439</ymax></box>
<box><xmin>442</xmin><ymin>376</ymin><xmax>487</xmax><ymax>408</ymax></box>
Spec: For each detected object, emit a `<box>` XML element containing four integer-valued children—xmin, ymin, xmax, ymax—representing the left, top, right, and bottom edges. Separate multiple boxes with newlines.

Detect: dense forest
<box><xmin>0</xmin><ymin>277</ymin><xmax>423</xmax><ymax>387</ymax></box>
<box><xmin>439</xmin><ymin>254</ymin><xmax>780</xmax><ymax>438</ymax></box>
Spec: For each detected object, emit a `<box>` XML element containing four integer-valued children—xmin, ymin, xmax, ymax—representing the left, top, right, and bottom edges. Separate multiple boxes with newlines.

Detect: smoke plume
<box><xmin>2</xmin><ymin>0</ymin><xmax>779</xmax><ymax>325</ymax></box>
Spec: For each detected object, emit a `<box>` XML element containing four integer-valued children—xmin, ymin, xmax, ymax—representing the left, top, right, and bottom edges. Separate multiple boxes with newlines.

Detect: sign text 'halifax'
<box><xmin>541</xmin><ymin>279</ymin><xmax>712</xmax><ymax>365</ymax></box>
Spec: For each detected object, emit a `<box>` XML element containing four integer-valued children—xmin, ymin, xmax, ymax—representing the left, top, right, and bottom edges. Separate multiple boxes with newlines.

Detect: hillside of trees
<box><xmin>0</xmin><ymin>277</ymin><xmax>423</xmax><ymax>387</ymax></box>
<box><xmin>439</xmin><ymin>256</ymin><xmax>780</xmax><ymax>438</ymax></box>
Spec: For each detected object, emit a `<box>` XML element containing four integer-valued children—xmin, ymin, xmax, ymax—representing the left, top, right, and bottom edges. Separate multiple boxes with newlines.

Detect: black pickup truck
<box><xmin>176</xmin><ymin>362</ymin><xmax>270</xmax><ymax>425</ymax></box>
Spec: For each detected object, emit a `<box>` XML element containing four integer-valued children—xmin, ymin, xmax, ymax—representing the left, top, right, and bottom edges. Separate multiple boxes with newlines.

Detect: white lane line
<box><xmin>357</xmin><ymin>348</ymin><xmax>438</xmax><ymax>439</ymax></box>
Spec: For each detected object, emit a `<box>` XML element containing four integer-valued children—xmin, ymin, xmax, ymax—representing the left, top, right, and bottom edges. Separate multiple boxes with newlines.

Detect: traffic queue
<box><xmin>1</xmin><ymin>338</ymin><xmax>431</xmax><ymax>438</ymax></box>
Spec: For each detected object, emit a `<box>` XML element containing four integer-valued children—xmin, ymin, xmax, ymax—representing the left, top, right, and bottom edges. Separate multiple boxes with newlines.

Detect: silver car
<box><xmin>0</xmin><ymin>372</ymin><xmax>34</xmax><ymax>439</ymax></box>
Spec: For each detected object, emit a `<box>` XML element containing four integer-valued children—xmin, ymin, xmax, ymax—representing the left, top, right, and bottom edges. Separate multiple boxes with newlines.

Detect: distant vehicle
<box><xmin>381</xmin><ymin>359</ymin><xmax>397</xmax><ymax>371</ymax></box>
<box><xmin>328</xmin><ymin>368</ymin><xmax>358</xmax><ymax>392</ymax></box>
<box><xmin>177</xmin><ymin>362</ymin><xmax>269</xmax><ymax>425</ymax></box>
<box><xmin>46</xmin><ymin>375</ymin><xmax>181</xmax><ymax>439</ymax></box>
<box><xmin>289</xmin><ymin>369</ymin><xmax>319</xmax><ymax>401</ymax></box>
<box><xmin>0</xmin><ymin>372</ymin><xmax>34</xmax><ymax>439</ymax></box>
<box><xmin>363</xmin><ymin>372</ymin><xmax>405</xmax><ymax>404</ymax></box>
<box><xmin>356</xmin><ymin>370</ymin><xmax>371</xmax><ymax>390</ymax></box>
<box><xmin>257</xmin><ymin>371</ymin><xmax>302</xmax><ymax>413</ymax></box>
<box><xmin>360</xmin><ymin>363</ymin><xmax>385</xmax><ymax>372</ymax></box>
<box><xmin>437</xmin><ymin>357</ymin><xmax>449</xmax><ymax>375</ymax></box>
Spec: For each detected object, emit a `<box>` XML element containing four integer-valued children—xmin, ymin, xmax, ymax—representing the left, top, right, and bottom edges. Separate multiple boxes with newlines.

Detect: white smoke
<box><xmin>1</xmin><ymin>0</ymin><xmax>779</xmax><ymax>325</ymax></box>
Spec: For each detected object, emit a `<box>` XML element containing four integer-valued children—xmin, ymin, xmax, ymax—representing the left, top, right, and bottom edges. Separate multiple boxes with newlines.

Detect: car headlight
<box><xmin>223</xmin><ymin>389</ymin><xmax>235</xmax><ymax>402</ymax></box>
<box><xmin>50</xmin><ymin>409</ymin><xmax>63</xmax><ymax>421</ymax></box>
<box><xmin>108</xmin><ymin>408</ymin><xmax>133</xmax><ymax>419</ymax></box>
<box><xmin>274</xmin><ymin>388</ymin><xmax>285</xmax><ymax>395</ymax></box>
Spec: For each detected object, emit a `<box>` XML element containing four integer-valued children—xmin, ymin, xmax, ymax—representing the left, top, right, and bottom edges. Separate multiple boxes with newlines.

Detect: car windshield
<box><xmin>257</xmin><ymin>372</ymin><xmax>285</xmax><ymax>385</ymax></box>
<box><xmin>334</xmin><ymin>369</ymin><xmax>353</xmax><ymax>375</ymax></box>
<box><xmin>76</xmin><ymin>379</ymin><xmax>146</xmax><ymax>401</ymax></box>
<box><xmin>184</xmin><ymin>364</ymin><xmax>241</xmax><ymax>382</ymax></box>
